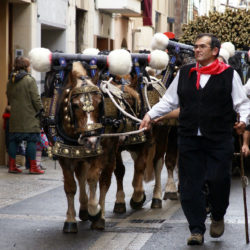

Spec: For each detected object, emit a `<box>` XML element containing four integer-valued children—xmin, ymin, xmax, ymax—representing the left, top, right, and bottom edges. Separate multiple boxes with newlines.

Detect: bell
<box><xmin>83</xmin><ymin>106</ymin><xmax>87</xmax><ymax>111</ymax></box>
<box><xmin>75</xmin><ymin>150</ymin><xmax>80</xmax><ymax>156</ymax></box>
<box><xmin>97</xmin><ymin>149</ymin><xmax>102</xmax><ymax>154</ymax></box>
<box><xmin>63</xmin><ymin>148</ymin><xmax>69</xmax><ymax>154</ymax></box>
<box><xmin>55</xmin><ymin>142</ymin><xmax>60</xmax><ymax>148</ymax></box>
<box><xmin>85</xmin><ymin>100</ymin><xmax>90</xmax><ymax>106</ymax></box>
<box><xmin>89</xmin><ymin>106</ymin><xmax>94</xmax><ymax>112</ymax></box>
<box><xmin>65</xmin><ymin>88</ymin><xmax>70</xmax><ymax>94</ymax></box>
<box><xmin>48</xmin><ymin>153</ymin><xmax>53</xmax><ymax>158</ymax></box>
<box><xmin>64</xmin><ymin>107</ymin><xmax>68</xmax><ymax>112</ymax></box>
<box><xmin>64</xmin><ymin>98</ymin><xmax>68</xmax><ymax>103</ymax></box>
<box><xmin>54</xmin><ymin>149</ymin><xmax>58</xmax><ymax>154</ymax></box>
<box><xmin>85</xmin><ymin>149</ymin><xmax>91</xmax><ymax>154</ymax></box>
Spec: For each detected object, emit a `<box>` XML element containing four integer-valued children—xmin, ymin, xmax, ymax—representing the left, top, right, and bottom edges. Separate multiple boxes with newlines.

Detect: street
<box><xmin>0</xmin><ymin>151</ymin><xmax>250</xmax><ymax>250</ymax></box>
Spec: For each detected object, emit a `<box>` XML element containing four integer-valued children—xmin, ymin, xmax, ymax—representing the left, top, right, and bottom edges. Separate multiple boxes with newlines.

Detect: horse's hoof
<box><xmin>151</xmin><ymin>198</ymin><xmax>162</xmax><ymax>209</ymax></box>
<box><xmin>63</xmin><ymin>222</ymin><xmax>78</xmax><ymax>233</ymax></box>
<box><xmin>79</xmin><ymin>209</ymin><xmax>88</xmax><ymax>221</ymax></box>
<box><xmin>91</xmin><ymin>218</ymin><xmax>105</xmax><ymax>230</ymax></box>
<box><xmin>88</xmin><ymin>210</ymin><xmax>102</xmax><ymax>222</ymax></box>
<box><xmin>113</xmin><ymin>202</ymin><xmax>126</xmax><ymax>214</ymax></box>
<box><xmin>130</xmin><ymin>193</ymin><xmax>146</xmax><ymax>209</ymax></box>
<box><xmin>163</xmin><ymin>192</ymin><xmax>178</xmax><ymax>200</ymax></box>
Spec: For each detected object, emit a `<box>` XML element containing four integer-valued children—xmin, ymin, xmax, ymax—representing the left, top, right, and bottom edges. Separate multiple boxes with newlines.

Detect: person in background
<box><xmin>6</xmin><ymin>56</ymin><xmax>45</xmax><ymax>174</ymax></box>
<box><xmin>25</xmin><ymin>129</ymin><xmax>48</xmax><ymax>171</ymax></box>
<box><xmin>140</xmin><ymin>33</ymin><xmax>250</xmax><ymax>245</ymax></box>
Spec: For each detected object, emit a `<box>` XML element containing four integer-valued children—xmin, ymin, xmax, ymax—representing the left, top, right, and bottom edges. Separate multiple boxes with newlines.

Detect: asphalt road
<box><xmin>0</xmin><ymin>152</ymin><xmax>250</xmax><ymax>250</ymax></box>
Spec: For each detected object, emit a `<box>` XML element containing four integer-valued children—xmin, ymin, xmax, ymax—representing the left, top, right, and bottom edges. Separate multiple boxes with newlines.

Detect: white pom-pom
<box><xmin>29</xmin><ymin>48</ymin><xmax>52</xmax><ymax>72</ymax></box>
<box><xmin>221</xmin><ymin>42</ymin><xmax>235</xmax><ymax>58</ymax></box>
<box><xmin>219</xmin><ymin>48</ymin><xmax>230</xmax><ymax>63</ymax></box>
<box><xmin>151</xmin><ymin>33</ymin><xmax>169</xmax><ymax>51</ymax></box>
<box><xmin>82</xmin><ymin>48</ymin><xmax>100</xmax><ymax>55</ymax></box>
<box><xmin>108</xmin><ymin>49</ymin><xmax>132</xmax><ymax>76</ymax></box>
<box><xmin>149</xmin><ymin>50</ymin><xmax>169</xmax><ymax>70</ymax></box>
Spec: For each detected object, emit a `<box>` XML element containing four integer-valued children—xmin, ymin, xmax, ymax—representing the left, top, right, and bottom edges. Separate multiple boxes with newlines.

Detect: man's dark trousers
<box><xmin>178</xmin><ymin>135</ymin><xmax>233</xmax><ymax>234</ymax></box>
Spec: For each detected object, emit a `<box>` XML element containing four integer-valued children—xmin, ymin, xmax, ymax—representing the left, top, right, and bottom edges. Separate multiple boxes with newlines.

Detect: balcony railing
<box><xmin>95</xmin><ymin>0</ymin><xmax>142</xmax><ymax>16</ymax></box>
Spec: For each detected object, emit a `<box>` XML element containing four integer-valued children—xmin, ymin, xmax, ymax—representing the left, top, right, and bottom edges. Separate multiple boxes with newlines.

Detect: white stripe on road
<box><xmin>88</xmin><ymin>232</ymin><xmax>152</xmax><ymax>250</ymax></box>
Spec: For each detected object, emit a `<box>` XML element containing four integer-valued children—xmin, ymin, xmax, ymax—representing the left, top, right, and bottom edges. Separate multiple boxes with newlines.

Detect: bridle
<box><xmin>63</xmin><ymin>76</ymin><xmax>103</xmax><ymax>138</ymax></box>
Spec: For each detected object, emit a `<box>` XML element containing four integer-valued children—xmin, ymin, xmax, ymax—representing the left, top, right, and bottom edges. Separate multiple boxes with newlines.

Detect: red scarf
<box><xmin>189</xmin><ymin>59</ymin><xmax>230</xmax><ymax>89</ymax></box>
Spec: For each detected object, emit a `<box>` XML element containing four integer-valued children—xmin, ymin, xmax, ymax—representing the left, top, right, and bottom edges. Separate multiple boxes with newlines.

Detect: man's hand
<box><xmin>242</xmin><ymin>144</ymin><xmax>250</xmax><ymax>157</ymax></box>
<box><xmin>139</xmin><ymin>113</ymin><xmax>152</xmax><ymax>130</ymax></box>
<box><xmin>234</xmin><ymin>121</ymin><xmax>246</xmax><ymax>135</ymax></box>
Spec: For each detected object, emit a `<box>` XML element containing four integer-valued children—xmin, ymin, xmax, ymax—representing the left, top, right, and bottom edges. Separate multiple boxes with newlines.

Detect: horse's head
<box><xmin>59</xmin><ymin>61</ymin><xmax>103</xmax><ymax>152</ymax></box>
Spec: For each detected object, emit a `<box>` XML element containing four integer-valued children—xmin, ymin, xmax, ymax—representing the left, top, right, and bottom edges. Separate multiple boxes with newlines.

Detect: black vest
<box><xmin>177</xmin><ymin>63</ymin><xmax>234</xmax><ymax>141</ymax></box>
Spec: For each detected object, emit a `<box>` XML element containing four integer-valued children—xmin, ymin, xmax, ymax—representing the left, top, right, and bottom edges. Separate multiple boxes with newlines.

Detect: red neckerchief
<box><xmin>189</xmin><ymin>59</ymin><xmax>230</xmax><ymax>89</ymax></box>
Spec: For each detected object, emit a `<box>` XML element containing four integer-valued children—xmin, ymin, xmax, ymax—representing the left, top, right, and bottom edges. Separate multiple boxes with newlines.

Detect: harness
<box><xmin>43</xmin><ymin>57</ymin><xmax>169</xmax><ymax>158</ymax></box>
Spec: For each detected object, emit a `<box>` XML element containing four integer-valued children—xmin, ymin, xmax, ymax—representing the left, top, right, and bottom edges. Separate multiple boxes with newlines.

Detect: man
<box><xmin>140</xmin><ymin>33</ymin><xmax>250</xmax><ymax>245</ymax></box>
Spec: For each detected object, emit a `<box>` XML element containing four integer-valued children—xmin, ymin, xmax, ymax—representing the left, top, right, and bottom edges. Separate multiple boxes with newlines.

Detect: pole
<box><xmin>238</xmin><ymin>120</ymin><xmax>249</xmax><ymax>244</ymax></box>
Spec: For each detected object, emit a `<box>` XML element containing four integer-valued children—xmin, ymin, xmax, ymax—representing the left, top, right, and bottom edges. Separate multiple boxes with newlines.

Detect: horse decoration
<box><xmin>29</xmin><ymin>47</ymin><xmax>169</xmax><ymax>231</ymax></box>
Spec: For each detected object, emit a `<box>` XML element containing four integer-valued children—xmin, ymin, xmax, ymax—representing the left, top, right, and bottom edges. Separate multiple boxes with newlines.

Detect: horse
<box><xmin>112</xmin><ymin>48</ymin><xmax>196</xmax><ymax>214</ymax></box>
<box><xmin>43</xmin><ymin>61</ymin><xmax>120</xmax><ymax>232</ymax></box>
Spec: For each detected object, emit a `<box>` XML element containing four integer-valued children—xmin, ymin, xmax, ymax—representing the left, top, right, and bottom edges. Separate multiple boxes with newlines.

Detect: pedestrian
<box><xmin>140</xmin><ymin>33</ymin><xmax>250</xmax><ymax>245</ymax></box>
<box><xmin>6</xmin><ymin>56</ymin><xmax>45</xmax><ymax>174</ymax></box>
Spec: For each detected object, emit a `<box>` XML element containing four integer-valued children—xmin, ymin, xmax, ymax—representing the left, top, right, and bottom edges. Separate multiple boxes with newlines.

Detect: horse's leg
<box><xmin>151</xmin><ymin>156</ymin><xmax>164</xmax><ymax>208</ymax></box>
<box><xmin>130</xmin><ymin>148</ymin><xmax>147</xmax><ymax>209</ymax></box>
<box><xmin>163</xmin><ymin>126</ymin><xmax>178</xmax><ymax>200</ymax></box>
<box><xmin>75</xmin><ymin>163</ymin><xmax>88</xmax><ymax>221</ymax></box>
<box><xmin>151</xmin><ymin>126</ymin><xmax>168</xmax><ymax>208</ymax></box>
<box><xmin>59</xmin><ymin>159</ymin><xmax>78</xmax><ymax>233</ymax></box>
<box><xmin>92</xmin><ymin>139</ymin><xmax>118</xmax><ymax>230</ymax></box>
<box><xmin>86</xmin><ymin>160</ymin><xmax>102</xmax><ymax>227</ymax></box>
<box><xmin>113</xmin><ymin>149</ymin><xmax>126</xmax><ymax>214</ymax></box>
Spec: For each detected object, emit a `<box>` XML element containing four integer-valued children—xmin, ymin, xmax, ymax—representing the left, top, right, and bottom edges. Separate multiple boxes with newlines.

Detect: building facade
<box><xmin>0</xmin><ymin>0</ymin><xmax>187</xmax><ymax>164</ymax></box>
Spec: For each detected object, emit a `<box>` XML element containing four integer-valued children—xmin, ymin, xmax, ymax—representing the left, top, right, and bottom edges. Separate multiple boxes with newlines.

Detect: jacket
<box><xmin>6</xmin><ymin>70</ymin><xmax>43</xmax><ymax>133</ymax></box>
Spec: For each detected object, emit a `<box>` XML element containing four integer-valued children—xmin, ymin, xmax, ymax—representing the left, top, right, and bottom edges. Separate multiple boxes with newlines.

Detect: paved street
<box><xmin>0</xmin><ymin>152</ymin><xmax>250</xmax><ymax>250</ymax></box>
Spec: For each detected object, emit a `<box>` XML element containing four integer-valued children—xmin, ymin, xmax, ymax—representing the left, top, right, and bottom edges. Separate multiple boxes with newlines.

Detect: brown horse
<box><xmin>48</xmin><ymin>61</ymin><xmax>119</xmax><ymax>232</ymax></box>
<box><xmin>112</xmin><ymin>72</ymin><xmax>181</xmax><ymax>213</ymax></box>
<box><xmin>111</xmin><ymin>74</ymin><xmax>171</xmax><ymax>213</ymax></box>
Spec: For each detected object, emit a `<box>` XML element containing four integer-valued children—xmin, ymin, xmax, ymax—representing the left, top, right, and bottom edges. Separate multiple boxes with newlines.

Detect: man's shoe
<box><xmin>187</xmin><ymin>233</ymin><xmax>204</xmax><ymax>245</ymax></box>
<box><xmin>210</xmin><ymin>218</ymin><xmax>224</xmax><ymax>238</ymax></box>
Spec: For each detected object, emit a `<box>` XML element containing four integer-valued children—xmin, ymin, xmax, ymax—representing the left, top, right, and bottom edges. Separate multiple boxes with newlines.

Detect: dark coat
<box><xmin>6</xmin><ymin>70</ymin><xmax>43</xmax><ymax>133</ymax></box>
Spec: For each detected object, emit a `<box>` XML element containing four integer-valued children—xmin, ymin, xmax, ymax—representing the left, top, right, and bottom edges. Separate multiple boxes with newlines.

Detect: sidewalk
<box><xmin>0</xmin><ymin>157</ymin><xmax>63</xmax><ymax>209</ymax></box>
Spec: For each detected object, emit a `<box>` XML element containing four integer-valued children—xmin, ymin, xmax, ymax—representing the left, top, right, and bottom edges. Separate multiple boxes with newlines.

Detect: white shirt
<box><xmin>243</xmin><ymin>78</ymin><xmax>250</xmax><ymax>96</ymax></box>
<box><xmin>148</xmin><ymin>69</ymin><xmax>250</xmax><ymax>132</ymax></box>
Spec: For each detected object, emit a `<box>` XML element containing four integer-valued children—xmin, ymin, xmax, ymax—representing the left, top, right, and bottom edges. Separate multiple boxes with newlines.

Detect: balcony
<box><xmin>95</xmin><ymin>0</ymin><xmax>142</xmax><ymax>16</ymax></box>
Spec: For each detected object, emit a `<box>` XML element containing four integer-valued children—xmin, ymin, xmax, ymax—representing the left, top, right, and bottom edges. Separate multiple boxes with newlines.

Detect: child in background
<box><xmin>26</xmin><ymin>129</ymin><xmax>48</xmax><ymax>171</ymax></box>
